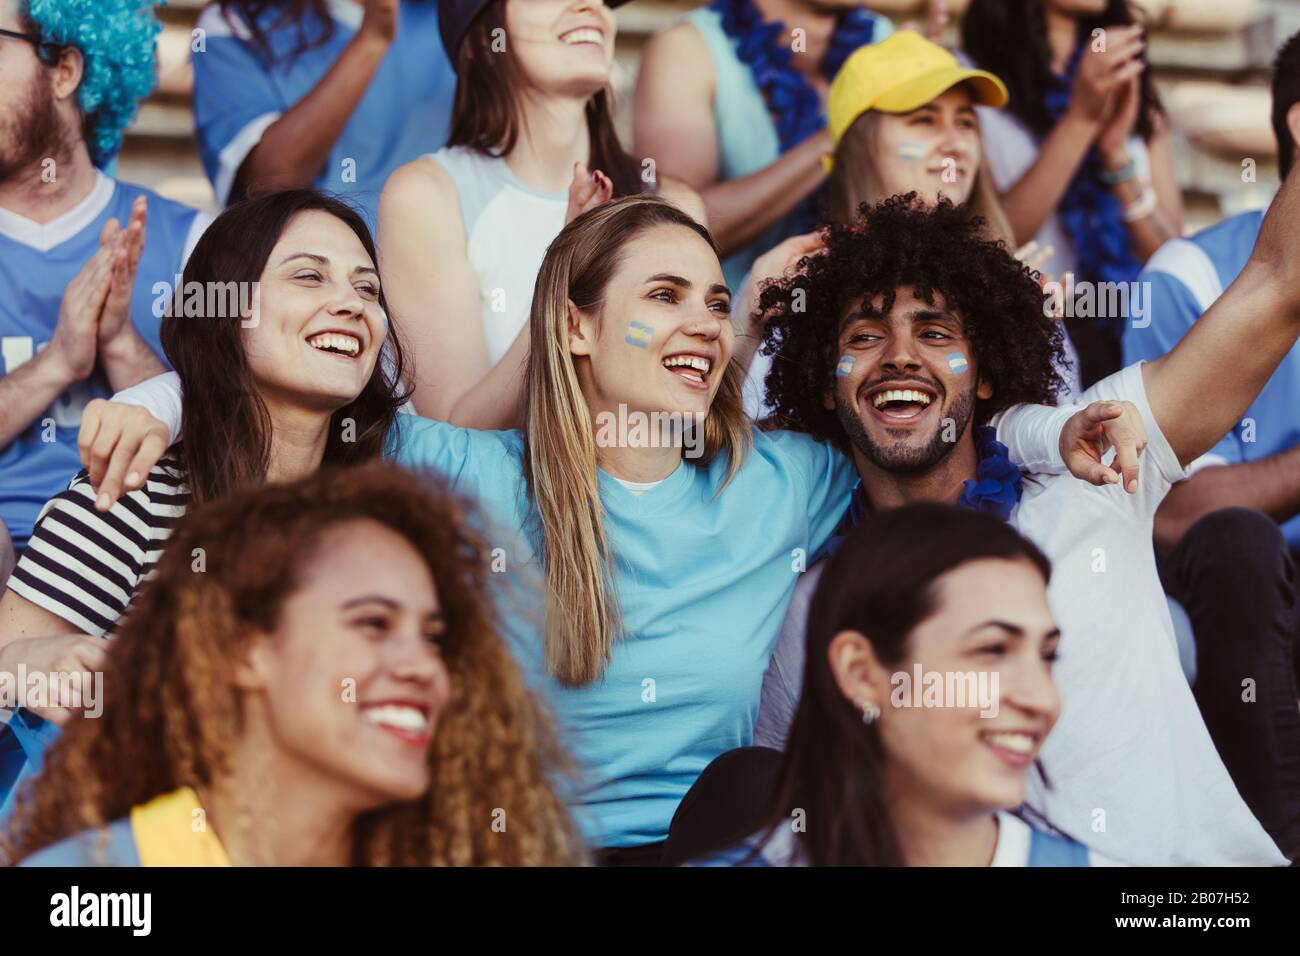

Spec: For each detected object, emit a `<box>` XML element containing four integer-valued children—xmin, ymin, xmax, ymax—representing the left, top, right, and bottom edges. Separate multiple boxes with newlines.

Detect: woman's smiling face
<box><xmin>829</xmin><ymin>556</ymin><xmax>1062</xmax><ymax>821</ymax></box>
<box><xmin>239</xmin><ymin>519</ymin><xmax>451</xmax><ymax>810</ymax></box>
<box><xmin>505</xmin><ymin>0</ymin><xmax>616</xmax><ymax>99</ymax></box>
<box><xmin>240</xmin><ymin>210</ymin><xmax>387</xmax><ymax>414</ymax></box>
<box><xmin>567</xmin><ymin>223</ymin><xmax>735</xmax><ymax>423</ymax></box>
<box><xmin>869</xmin><ymin>86</ymin><xmax>983</xmax><ymax>207</ymax></box>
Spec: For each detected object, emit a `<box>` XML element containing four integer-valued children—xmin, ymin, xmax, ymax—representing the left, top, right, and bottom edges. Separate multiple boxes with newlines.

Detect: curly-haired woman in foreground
<box><xmin>1</xmin><ymin>463</ymin><xmax>583</xmax><ymax>866</ymax></box>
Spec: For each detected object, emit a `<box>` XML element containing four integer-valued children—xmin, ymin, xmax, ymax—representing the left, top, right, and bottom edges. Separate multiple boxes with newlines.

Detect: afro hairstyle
<box><xmin>757</xmin><ymin>194</ymin><xmax>1068</xmax><ymax>451</ymax></box>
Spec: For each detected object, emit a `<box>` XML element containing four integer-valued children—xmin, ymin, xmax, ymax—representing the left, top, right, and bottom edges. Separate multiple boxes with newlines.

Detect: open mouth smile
<box><xmin>662</xmin><ymin>352</ymin><xmax>714</xmax><ymax>391</ymax></box>
<box><xmin>306</xmin><ymin>331</ymin><xmax>363</xmax><ymax>359</ymax></box>
<box><xmin>559</xmin><ymin>26</ymin><xmax>604</xmax><ymax>47</ymax></box>
<box><xmin>979</xmin><ymin>729</ymin><xmax>1042</xmax><ymax>769</ymax></box>
<box><xmin>865</xmin><ymin>382</ymin><xmax>939</xmax><ymax>425</ymax></box>
<box><xmin>360</xmin><ymin>701</ymin><xmax>432</xmax><ymax>748</ymax></box>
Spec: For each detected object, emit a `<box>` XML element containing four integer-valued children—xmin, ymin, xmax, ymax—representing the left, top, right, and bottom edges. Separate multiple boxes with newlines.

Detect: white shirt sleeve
<box><xmin>1079</xmin><ymin>361</ymin><xmax>1190</xmax><ymax>516</ymax></box>
<box><xmin>991</xmin><ymin>403</ymin><xmax>1080</xmax><ymax>476</ymax></box>
<box><xmin>112</xmin><ymin>371</ymin><xmax>184</xmax><ymax>445</ymax></box>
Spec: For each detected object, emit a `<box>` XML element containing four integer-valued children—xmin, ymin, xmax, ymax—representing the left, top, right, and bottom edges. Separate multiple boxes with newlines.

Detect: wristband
<box><xmin>1121</xmin><ymin>185</ymin><xmax>1159</xmax><ymax>223</ymax></box>
<box><xmin>1099</xmin><ymin>157</ymin><xmax>1137</xmax><ymax>185</ymax></box>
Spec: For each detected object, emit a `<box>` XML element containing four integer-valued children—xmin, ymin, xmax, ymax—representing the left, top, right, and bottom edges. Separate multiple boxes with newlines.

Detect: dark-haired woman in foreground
<box><xmin>0</xmin><ymin>189</ymin><xmax>404</xmax><ymax>817</ymax></box>
<box><xmin>696</xmin><ymin>505</ymin><xmax>1113</xmax><ymax>866</ymax></box>
<box><xmin>3</xmin><ymin>464</ymin><xmax>581</xmax><ymax>866</ymax></box>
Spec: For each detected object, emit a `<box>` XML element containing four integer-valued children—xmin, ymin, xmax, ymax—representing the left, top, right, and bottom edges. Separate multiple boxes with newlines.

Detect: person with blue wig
<box><xmin>190</xmin><ymin>0</ymin><xmax>456</xmax><ymax>230</ymax></box>
<box><xmin>0</xmin><ymin>0</ymin><xmax>209</xmax><ymax>817</ymax></box>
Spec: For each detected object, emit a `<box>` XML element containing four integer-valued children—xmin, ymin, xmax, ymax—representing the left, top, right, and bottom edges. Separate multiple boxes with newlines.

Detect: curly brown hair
<box><xmin>1</xmin><ymin>463</ymin><xmax>584</xmax><ymax>866</ymax></box>
<box><xmin>758</xmin><ymin>194</ymin><xmax>1067</xmax><ymax>450</ymax></box>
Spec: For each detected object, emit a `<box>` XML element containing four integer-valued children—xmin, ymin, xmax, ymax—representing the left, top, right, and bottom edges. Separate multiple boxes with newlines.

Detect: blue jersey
<box><xmin>1123</xmin><ymin>209</ymin><xmax>1300</xmax><ymax>550</ymax></box>
<box><xmin>0</xmin><ymin>174</ymin><xmax>205</xmax><ymax>549</ymax></box>
<box><xmin>192</xmin><ymin>0</ymin><xmax>455</xmax><ymax>229</ymax></box>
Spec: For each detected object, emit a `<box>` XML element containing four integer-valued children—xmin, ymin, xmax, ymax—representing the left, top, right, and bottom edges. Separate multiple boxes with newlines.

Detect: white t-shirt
<box><xmin>755</xmin><ymin>363</ymin><xmax>1287</xmax><ymax>866</ymax></box>
<box><xmin>610</xmin><ymin>475</ymin><xmax>667</xmax><ymax>497</ymax></box>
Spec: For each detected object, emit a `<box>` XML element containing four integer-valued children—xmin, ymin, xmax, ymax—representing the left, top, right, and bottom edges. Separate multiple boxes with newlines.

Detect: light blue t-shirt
<box><xmin>192</xmin><ymin>0</ymin><xmax>455</xmax><ymax>229</ymax></box>
<box><xmin>389</xmin><ymin>415</ymin><xmax>857</xmax><ymax>847</ymax></box>
<box><xmin>0</xmin><ymin>175</ymin><xmax>204</xmax><ymax>550</ymax></box>
<box><xmin>1123</xmin><ymin>209</ymin><xmax>1300</xmax><ymax>550</ymax></box>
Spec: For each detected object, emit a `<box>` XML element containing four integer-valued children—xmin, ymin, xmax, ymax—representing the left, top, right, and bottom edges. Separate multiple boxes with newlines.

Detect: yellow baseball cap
<box><xmin>827</xmin><ymin>31</ymin><xmax>1009</xmax><ymax>147</ymax></box>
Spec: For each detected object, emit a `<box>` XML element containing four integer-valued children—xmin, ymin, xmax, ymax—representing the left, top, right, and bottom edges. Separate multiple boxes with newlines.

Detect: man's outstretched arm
<box><xmin>1142</xmin><ymin>163</ymin><xmax>1300</xmax><ymax>468</ymax></box>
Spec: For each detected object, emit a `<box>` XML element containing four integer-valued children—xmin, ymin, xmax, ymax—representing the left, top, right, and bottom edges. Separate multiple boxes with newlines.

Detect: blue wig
<box><xmin>24</xmin><ymin>0</ymin><xmax>163</xmax><ymax>168</ymax></box>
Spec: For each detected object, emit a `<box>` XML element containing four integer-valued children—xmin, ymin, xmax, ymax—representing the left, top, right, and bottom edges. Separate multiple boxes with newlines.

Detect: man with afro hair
<box><xmin>0</xmin><ymin>0</ymin><xmax>210</xmax><ymax>558</ymax></box>
<box><xmin>750</xmin><ymin>184</ymin><xmax>1300</xmax><ymax>866</ymax></box>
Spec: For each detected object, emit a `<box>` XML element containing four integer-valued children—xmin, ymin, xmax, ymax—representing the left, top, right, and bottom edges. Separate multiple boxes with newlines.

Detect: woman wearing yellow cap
<box><xmin>824</xmin><ymin>30</ymin><xmax>1014</xmax><ymax>241</ymax></box>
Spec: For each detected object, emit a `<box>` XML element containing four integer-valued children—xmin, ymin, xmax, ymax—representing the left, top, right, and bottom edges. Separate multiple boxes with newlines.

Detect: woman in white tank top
<box><xmin>379</xmin><ymin>0</ymin><xmax>703</xmax><ymax>428</ymax></box>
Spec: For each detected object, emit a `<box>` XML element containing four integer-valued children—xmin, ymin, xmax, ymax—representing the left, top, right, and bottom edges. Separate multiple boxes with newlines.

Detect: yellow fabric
<box><xmin>130</xmin><ymin>786</ymin><xmax>233</xmax><ymax>867</ymax></box>
<box><xmin>827</xmin><ymin>31</ymin><xmax>1009</xmax><ymax>146</ymax></box>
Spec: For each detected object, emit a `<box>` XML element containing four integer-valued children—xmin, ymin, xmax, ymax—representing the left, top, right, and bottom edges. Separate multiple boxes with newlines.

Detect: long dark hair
<box><xmin>762</xmin><ymin>504</ymin><xmax>1052</xmax><ymax>866</ymax></box>
<box><xmin>962</xmin><ymin>0</ymin><xmax>1160</xmax><ymax>141</ymax></box>
<box><xmin>160</xmin><ymin>189</ymin><xmax>408</xmax><ymax>506</ymax></box>
<box><xmin>446</xmin><ymin>1</ymin><xmax>642</xmax><ymax>196</ymax></box>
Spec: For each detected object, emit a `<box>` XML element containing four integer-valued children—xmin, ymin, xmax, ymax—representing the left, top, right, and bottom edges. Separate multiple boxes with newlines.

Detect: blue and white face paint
<box><xmin>625</xmin><ymin>320</ymin><xmax>654</xmax><ymax>348</ymax></box>
<box><xmin>947</xmin><ymin>352</ymin><xmax>969</xmax><ymax>375</ymax></box>
<box><xmin>897</xmin><ymin>141</ymin><xmax>928</xmax><ymax>162</ymax></box>
<box><xmin>836</xmin><ymin>354</ymin><xmax>856</xmax><ymax>378</ymax></box>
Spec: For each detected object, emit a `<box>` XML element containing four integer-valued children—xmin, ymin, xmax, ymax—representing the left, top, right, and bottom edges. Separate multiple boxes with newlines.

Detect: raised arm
<box><xmin>633</xmin><ymin>22</ymin><xmax>829</xmax><ymax>258</ymax></box>
<box><xmin>995</xmin><ymin>24</ymin><xmax>1147</xmax><ymax>245</ymax></box>
<box><xmin>378</xmin><ymin>159</ymin><xmax>527</xmax><ymax>429</ymax></box>
<box><xmin>225</xmin><ymin>0</ymin><xmax>399</xmax><ymax>200</ymax></box>
<box><xmin>94</xmin><ymin>197</ymin><xmax>167</xmax><ymax>393</ymax></box>
<box><xmin>731</xmin><ymin>232</ymin><xmax>827</xmax><ymax>377</ymax></box>
<box><xmin>1141</xmin><ymin>163</ymin><xmax>1300</xmax><ymax>468</ymax></box>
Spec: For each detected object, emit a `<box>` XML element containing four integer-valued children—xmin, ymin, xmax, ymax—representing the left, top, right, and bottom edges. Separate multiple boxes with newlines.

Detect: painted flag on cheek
<box><xmin>625</xmin><ymin>321</ymin><xmax>654</xmax><ymax>348</ymax></box>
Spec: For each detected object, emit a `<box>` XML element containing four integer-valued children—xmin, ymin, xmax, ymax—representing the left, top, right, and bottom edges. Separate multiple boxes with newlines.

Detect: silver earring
<box><xmin>861</xmin><ymin>701</ymin><xmax>881</xmax><ymax>724</ymax></box>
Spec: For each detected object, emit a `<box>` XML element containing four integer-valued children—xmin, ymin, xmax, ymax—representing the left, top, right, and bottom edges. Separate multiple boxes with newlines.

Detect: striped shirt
<box><xmin>6</xmin><ymin>453</ymin><xmax>190</xmax><ymax>635</ymax></box>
